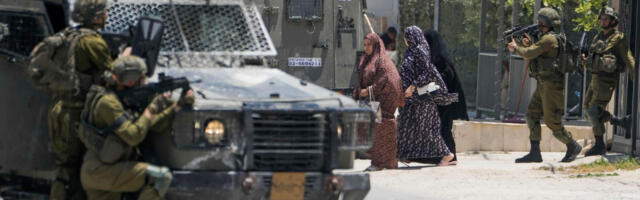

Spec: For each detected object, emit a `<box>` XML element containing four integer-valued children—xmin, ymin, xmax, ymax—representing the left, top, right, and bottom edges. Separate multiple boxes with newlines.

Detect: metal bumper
<box><xmin>167</xmin><ymin>171</ymin><xmax>370</xmax><ymax>200</ymax></box>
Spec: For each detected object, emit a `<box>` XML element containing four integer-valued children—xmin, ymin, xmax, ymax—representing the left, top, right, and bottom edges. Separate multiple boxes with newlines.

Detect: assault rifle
<box><xmin>101</xmin><ymin>16</ymin><xmax>165</xmax><ymax>77</ymax></box>
<box><xmin>503</xmin><ymin>24</ymin><xmax>540</xmax><ymax>45</ymax></box>
<box><xmin>116</xmin><ymin>73</ymin><xmax>201</xmax><ymax>113</ymax></box>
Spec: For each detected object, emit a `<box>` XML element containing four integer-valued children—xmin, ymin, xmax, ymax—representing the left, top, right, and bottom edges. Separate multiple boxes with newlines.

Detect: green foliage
<box><xmin>539</xmin><ymin>157</ymin><xmax>640</xmax><ymax>174</ymax></box>
<box><xmin>572</xmin><ymin>0</ymin><xmax>607</xmax><ymax>31</ymax></box>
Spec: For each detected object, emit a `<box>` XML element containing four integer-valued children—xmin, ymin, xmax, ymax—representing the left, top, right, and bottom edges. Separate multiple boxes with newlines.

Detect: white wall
<box><xmin>366</xmin><ymin>0</ymin><xmax>399</xmax><ymax>31</ymax></box>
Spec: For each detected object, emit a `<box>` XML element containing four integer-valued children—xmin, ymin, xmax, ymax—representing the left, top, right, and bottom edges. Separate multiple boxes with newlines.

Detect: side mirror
<box><xmin>131</xmin><ymin>16</ymin><xmax>164</xmax><ymax>77</ymax></box>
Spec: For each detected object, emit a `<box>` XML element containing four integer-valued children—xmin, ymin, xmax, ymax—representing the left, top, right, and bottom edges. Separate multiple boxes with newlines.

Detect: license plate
<box><xmin>288</xmin><ymin>57</ymin><xmax>322</xmax><ymax>67</ymax></box>
<box><xmin>270</xmin><ymin>172</ymin><xmax>306</xmax><ymax>200</ymax></box>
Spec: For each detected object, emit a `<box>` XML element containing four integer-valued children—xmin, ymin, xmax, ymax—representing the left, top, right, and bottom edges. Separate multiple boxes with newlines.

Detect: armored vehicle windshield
<box><xmin>104</xmin><ymin>0</ymin><xmax>277</xmax><ymax>68</ymax></box>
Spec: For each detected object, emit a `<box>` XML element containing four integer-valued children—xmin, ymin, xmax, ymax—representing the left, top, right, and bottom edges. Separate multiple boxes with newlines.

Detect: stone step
<box><xmin>453</xmin><ymin>120</ymin><xmax>599</xmax><ymax>152</ymax></box>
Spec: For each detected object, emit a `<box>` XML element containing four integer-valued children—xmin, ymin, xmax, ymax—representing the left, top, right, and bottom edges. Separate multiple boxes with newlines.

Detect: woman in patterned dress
<box><xmin>353</xmin><ymin>33</ymin><xmax>404</xmax><ymax>171</ymax></box>
<box><xmin>397</xmin><ymin>26</ymin><xmax>458</xmax><ymax>166</ymax></box>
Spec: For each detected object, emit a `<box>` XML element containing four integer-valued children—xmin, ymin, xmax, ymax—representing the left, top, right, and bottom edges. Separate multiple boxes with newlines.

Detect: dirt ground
<box><xmin>340</xmin><ymin>152</ymin><xmax>640</xmax><ymax>200</ymax></box>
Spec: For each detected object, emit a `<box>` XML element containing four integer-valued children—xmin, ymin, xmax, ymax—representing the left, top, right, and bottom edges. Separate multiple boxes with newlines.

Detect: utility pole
<box><xmin>495</xmin><ymin>0</ymin><xmax>505</xmax><ymax>120</ymax></box>
<box><xmin>479</xmin><ymin>0</ymin><xmax>487</xmax><ymax>52</ymax></box>
<box><xmin>434</xmin><ymin>0</ymin><xmax>440</xmax><ymax>31</ymax></box>
<box><xmin>512</xmin><ymin>0</ymin><xmax>520</xmax><ymax>26</ymax></box>
<box><xmin>534</xmin><ymin>0</ymin><xmax>542</xmax><ymax>21</ymax></box>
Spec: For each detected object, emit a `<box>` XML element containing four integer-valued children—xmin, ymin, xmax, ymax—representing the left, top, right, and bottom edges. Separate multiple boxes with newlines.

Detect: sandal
<box><xmin>398</xmin><ymin>159</ymin><xmax>411</xmax><ymax>167</ymax></box>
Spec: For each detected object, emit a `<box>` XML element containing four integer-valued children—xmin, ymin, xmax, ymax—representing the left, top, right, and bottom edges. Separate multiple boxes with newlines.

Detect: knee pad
<box><xmin>586</xmin><ymin>106</ymin><xmax>603</xmax><ymax>123</ymax></box>
<box><xmin>145</xmin><ymin>165</ymin><xmax>173</xmax><ymax>197</ymax></box>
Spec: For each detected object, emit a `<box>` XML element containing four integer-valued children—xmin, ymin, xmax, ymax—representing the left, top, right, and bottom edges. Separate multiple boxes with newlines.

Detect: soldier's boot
<box><xmin>610</xmin><ymin>115</ymin><xmax>631</xmax><ymax>130</ymax></box>
<box><xmin>585</xmin><ymin>135</ymin><xmax>607</xmax><ymax>157</ymax></box>
<box><xmin>560</xmin><ymin>140</ymin><xmax>582</xmax><ymax>162</ymax></box>
<box><xmin>515</xmin><ymin>141</ymin><xmax>542</xmax><ymax>163</ymax></box>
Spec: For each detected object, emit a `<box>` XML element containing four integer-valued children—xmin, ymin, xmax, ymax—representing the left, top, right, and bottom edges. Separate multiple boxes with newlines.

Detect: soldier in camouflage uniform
<box><xmin>582</xmin><ymin>6</ymin><xmax>636</xmax><ymax>156</ymax></box>
<box><xmin>48</xmin><ymin>0</ymin><xmax>127</xmax><ymax>199</ymax></box>
<box><xmin>508</xmin><ymin>8</ymin><xmax>582</xmax><ymax>163</ymax></box>
<box><xmin>78</xmin><ymin>56</ymin><xmax>192</xmax><ymax>200</ymax></box>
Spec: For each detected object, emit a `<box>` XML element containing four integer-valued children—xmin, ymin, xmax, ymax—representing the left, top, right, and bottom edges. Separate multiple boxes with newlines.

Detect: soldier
<box><xmin>78</xmin><ymin>56</ymin><xmax>192</xmax><ymax>199</ymax></box>
<box><xmin>47</xmin><ymin>0</ymin><xmax>125</xmax><ymax>199</ymax></box>
<box><xmin>582</xmin><ymin>6</ymin><xmax>635</xmax><ymax>156</ymax></box>
<box><xmin>507</xmin><ymin>7</ymin><xmax>582</xmax><ymax>163</ymax></box>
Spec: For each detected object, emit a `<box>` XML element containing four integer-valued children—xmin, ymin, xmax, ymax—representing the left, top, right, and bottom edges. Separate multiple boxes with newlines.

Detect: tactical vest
<box><xmin>28</xmin><ymin>28</ymin><xmax>98</xmax><ymax>99</ymax></box>
<box><xmin>529</xmin><ymin>33</ymin><xmax>567</xmax><ymax>82</ymax></box>
<box><xmin>586</xmin><ymin>31</ymin><xmax>624</xmax><ymax>73</ymax></box>
<box><xmin>77</xmin><ymin>85</ymin><xmax>132</xmax><ymax>164</ymax></box>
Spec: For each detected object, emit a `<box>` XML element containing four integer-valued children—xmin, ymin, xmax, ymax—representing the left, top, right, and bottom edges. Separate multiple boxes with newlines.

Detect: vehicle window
<box><xmin>105</xmin><ymin>4</ymin><xmax>256</xmax><ymax>52</ymax></box>
<box><xmin>104</xmin><ymin>2</ymin><xmax>277</xmax><ymax>67</ymax></box>
<box><xmin>288</xmin><ymin>0</ymin><xmax>323</xmax><ymax>20</ymax></box>
<box><xmin>174</xmin><ymin>5</ymin><xmax>254</xmax><ymax>52</ymax></box>
<box><xmin>0</xmin><ymin>12</ymin><xmax>50</xmax><ymax>57</ymax></box>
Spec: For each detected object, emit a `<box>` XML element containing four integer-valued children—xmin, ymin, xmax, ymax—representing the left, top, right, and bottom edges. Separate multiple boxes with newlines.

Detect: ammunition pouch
<box><xmin>588</xmin><ymin>53</ymin><xmax>620</xmax><ymax>73</ymax></box>
<box><xmin>530</xmin><ymin>57</ymin><xmax>564</xmax><ymax>81</ymax></box>
<box><xmin>586</xmin><ymin>31</ymin><xmax>624</xmax><ymax>73</ymax></box>
<box><xmin>77</xmin><ymin>114</ymin><xmax>129</xmax><ymax>164</ymax></box>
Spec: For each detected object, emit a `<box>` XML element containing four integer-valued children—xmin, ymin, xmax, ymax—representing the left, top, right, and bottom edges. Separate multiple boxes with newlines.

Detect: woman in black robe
<box><xmin>410</xmin><ymin>30</ymin><xmax>469</xmax><ymax>165</ymax></box>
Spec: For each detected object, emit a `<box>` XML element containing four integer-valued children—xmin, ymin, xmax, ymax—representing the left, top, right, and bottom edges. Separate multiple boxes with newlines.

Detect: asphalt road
<box><xmin>339</xmin><ymin>152</ymin><xmax>640</xmax><ymax>200</ymax></box>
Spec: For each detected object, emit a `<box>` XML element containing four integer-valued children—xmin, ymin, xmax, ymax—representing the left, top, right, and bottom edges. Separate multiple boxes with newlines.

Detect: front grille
<box><xmin>251</xmin><ymin>113</ymin><xmax>327</xmax><ymax>171</ymax></box>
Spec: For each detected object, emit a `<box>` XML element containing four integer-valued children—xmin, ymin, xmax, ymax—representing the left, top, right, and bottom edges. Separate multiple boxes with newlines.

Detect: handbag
<box><xmin>358</xmin><ymin>86</ymin><xmax>382</xmax><ymax>123</ymax></box>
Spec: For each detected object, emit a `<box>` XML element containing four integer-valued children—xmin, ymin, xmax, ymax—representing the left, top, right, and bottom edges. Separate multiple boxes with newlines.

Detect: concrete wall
<box><xmin>453</xmin><ymin>121</ymin><xmax>596</xmax><ymax>152</ymax></box>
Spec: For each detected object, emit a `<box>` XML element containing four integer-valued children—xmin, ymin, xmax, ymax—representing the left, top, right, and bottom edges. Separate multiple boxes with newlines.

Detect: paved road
<box><xmin>339</xmin><ymin>152</ymin><xmax>640</xmax><ymax>200</ymax></box>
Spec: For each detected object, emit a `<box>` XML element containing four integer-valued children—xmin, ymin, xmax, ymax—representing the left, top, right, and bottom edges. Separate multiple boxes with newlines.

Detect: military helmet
<box><xmin>601</xmin><ymin>6</ymin><xmax>619</xmax><ymax>22</ymax></box>
<box><xmin>71</xmin><ymin>0</ymin><xmax>109</xmax><ymax>25</ymax></box>
<box><xmin>537</xmin><ymin>7</ymin><xmax>562</xmax><ymax>28</ymax></box>
<box><xmin>111</xmin><ymin>56</ymin><xmax>147</xmax><ymax>85</ymax></box>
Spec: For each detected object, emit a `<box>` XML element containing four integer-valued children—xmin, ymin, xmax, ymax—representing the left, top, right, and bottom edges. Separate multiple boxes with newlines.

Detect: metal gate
<box><xmin>476</xmin><ymin>53</ymin><xmax>536</xmax><ymax>118</ymax></box>
<box><xmin>612</xmin><ymin>0</ymin><xmax>640</xmax><ymax>156</ymax></box>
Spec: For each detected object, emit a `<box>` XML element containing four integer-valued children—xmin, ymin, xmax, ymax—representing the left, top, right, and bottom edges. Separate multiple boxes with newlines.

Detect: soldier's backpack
<box><xmin>27</xmin><ymin>28</ymin><xmax>96</xmax><ymax>94</ymax></box>
<box><xmin>554</xmin><ymin>33</ymin><xmax>579</xmax><ymax>74</ymax></box>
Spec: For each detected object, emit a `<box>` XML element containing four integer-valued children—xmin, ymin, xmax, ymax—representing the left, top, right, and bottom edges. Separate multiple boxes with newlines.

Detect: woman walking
<box><xmin>397</xmin><ymin>26</ymin><xmax>457</xmax><ymax>166</ymax></box>
<box><xmin>422</xmin><ymin>30</ymin><xmax>469</xmax><ymax>165</ymax></box>
<box><xmin>353</xmin><ymin>33</ymin><xmax>404</xmax><ymax>171</ymax></box>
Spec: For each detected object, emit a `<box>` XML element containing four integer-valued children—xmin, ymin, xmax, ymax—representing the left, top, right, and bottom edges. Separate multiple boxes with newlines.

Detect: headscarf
<box><xmin>401</xmin><ymin>26</ymin><xmax>435</xmax><ymax>89</ymax></box>
<box><xmin>354</xmin><ymin>33</ymin><xmax>404</xmax><ymax>111</ymax></box>
<box><xmin>423</xmin><ymin>30</ymin><xmax>452</xmax><ymax>71</ymax></box>
<box><xmin>358</xmin><ymin>33</ymin><xmax>387</xmax><ymax>75</ymax></box>
<box><xmin>404</xmin><ymin>26</ymin><xmax>431</xmax><ymax>63</ymax></box>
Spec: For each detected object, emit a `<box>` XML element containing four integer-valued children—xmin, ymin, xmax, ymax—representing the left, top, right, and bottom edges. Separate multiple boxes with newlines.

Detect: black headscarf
<box><xmin>423</xmin><ymin>30</ymin><xmax>469</xmax><ymax>120</ymax></box>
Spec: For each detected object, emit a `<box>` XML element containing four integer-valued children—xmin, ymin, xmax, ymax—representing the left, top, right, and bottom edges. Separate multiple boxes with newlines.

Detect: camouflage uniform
<box><xmin>583</xmin><ymin>7</ymin><xmax>636</xmax><ymax>156</ymax></box>
<box><xmin>78</xmin><ymin>56</ymin><xmax>174</xmax><ymax>200</ymax></box>
<box><xmin>512</xmin><ymin>8</ymin><xmax>581</xmax><ymax>163</ymax></box>
<box><xmin>49</xmin><ymin>0</ymin><xmax>112</xmax><ymax>199</ymax></box>
<box><xmin>516</xmin><ymin>32</ymin><xmax>573</xmax><ymax>144</ymax></box>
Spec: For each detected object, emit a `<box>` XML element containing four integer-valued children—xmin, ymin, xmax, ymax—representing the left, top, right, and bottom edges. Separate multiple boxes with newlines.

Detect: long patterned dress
<box><xmin>397</xmin><ymin>26</ymin><xmax>458</xmax><ymax>159</ymax></box>
<box><xmin>353</xmin><ymin>33</ymin><xmax>404</xmax><ymax>169</ymax></box>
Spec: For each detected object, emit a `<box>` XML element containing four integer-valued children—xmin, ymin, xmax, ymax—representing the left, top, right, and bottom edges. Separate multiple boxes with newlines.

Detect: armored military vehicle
<box><xmin>255</xmin><ymin>0</ymin><xmax>366</xmax><ymax>94</ymax></box>
<box><xmin>0</xmin><ymin>0</ymin><xmax>374</xmax><ymax>199</ymax></box>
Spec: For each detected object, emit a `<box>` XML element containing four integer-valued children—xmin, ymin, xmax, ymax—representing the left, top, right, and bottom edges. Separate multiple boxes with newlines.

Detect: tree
<box><xmin>572</xmin><ymin>0</ymin><xmax>608</xmax><ymax>31</ymax></box>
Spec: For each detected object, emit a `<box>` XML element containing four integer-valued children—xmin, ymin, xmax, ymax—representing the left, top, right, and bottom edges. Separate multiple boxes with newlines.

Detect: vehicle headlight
<box><xmin>338</xmin><ymin>112</ymin><xmax>374</xmax><ymax>151</ymax></box>
<box><xmin>204</xmin><ymin>120</ymin><xmax>225</xmax><ymax>144</ymax></box>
